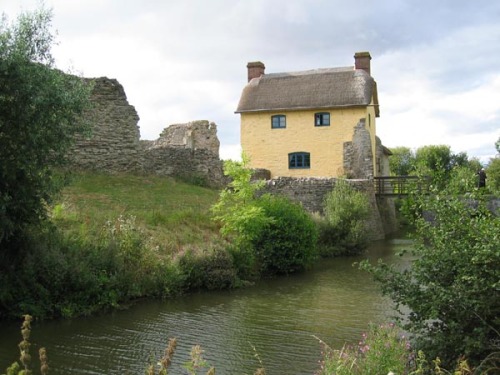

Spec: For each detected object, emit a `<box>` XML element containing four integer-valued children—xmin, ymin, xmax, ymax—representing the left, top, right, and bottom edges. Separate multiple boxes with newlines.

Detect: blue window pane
<box><xmin>272</xmin><ymin>115</ymin><xmax>286</xmax><ymax>128</ymax></box>
<box><xmin>315</xmin><ymin>112</ymin><xmax>330</xmax><ymax>126</ymax></box>
<box><xmin>289</xmin><ymin>152</ymin><xmax>310</xmax><ymax>169</ymax></box>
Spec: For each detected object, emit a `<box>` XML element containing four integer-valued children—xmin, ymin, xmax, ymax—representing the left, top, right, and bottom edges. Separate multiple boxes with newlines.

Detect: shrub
<box><xmin>0</xmin><ymin>215</ymin><xmax>178</xmax><ymax>319</ymax></box>
<box><xmin>361</xmin><ymin>190</ymin><xmax>500</xmax><ymax>367</ymax></box>
<box><xmin>177</xmin><ymin>245</ymin><xmax>238</xmax><ymax>291</ymax></box>
<box><xmin>212</xmin><ymin>155</ymin><xmax>317</xmax><ymax>276</ymax></box>
<box><xmin>320</xmin><ymin>180</ymin><xmax>370</xmax><ymax>256</ymax></box>
<box><xmin>251</xmin><ymin>195</ymin><xmax>318</xmax><ymax>275</ymax></box>
<box><xmin>486</xmin><ymin>157</ymin><xmax>500</xmax><ymax>195</ymax></box>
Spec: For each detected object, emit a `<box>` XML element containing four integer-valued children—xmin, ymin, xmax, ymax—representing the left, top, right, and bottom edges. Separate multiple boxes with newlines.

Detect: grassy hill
<box><xmin>52</xmin><ymin>172</ymin><xmax>222</xmax><ymax>255</ymax></box>
<box><xmin>0</xmin><ymin>172</ymin><xmax>228</xmax><ymax>319</ymax></box>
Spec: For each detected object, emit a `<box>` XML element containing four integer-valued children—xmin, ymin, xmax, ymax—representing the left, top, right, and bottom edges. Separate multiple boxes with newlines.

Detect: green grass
<box><xmin>51</xmin><ymin>172</ymin><xmax>222</xmax><ymax>255</ymax></box>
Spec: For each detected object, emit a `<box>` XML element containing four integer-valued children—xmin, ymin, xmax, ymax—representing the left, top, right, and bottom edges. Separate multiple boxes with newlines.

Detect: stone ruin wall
<box><xmin>141</xmin><ymin>121</ymin><xmax>225</xmax><ymax>187</ymax></box>
<box><xmin>68</xmin><ymin>77</ymin><xmax>224</xmax><ymax>187</ymax></box>
<box><xmin>68</xmin><ymin>78</ymin><xmax>142</xmax><ymax>172</ymax></box>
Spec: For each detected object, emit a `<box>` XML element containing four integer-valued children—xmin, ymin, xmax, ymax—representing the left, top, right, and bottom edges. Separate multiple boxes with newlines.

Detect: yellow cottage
<box><xmin>236</xmin><ymin>52</ymin><xmax>385</xmax><ymax>179</ymax></box>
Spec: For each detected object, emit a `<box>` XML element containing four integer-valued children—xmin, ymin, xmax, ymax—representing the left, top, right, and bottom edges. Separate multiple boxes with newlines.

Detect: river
<box><xmin>0</xmin><ymin>235</ymin><xmax>413</xmax><ymax>375</ymax></box>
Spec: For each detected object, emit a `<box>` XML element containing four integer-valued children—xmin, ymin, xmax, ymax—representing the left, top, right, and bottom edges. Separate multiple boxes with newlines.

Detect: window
<box><xmin>271</xmin><ymin>115</ymin><xmax>286</xmax><ymax>129</ymax></box>
<box><xmin>314</xmin><ymin>112</ymin><xmax>330</xmax><ymax>126</ymax></box>
<box><xmin>289</xmin><ymin>152</ymin><xmax>310</xmax><ymax>169</ymax></box>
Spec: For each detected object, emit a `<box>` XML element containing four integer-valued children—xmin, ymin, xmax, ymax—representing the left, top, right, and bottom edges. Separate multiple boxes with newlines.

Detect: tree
<box><xmin>0</xmin><ymin>8</ymin><xmax>92</xmax><ymax>249</ymax></box>
<box><xmin>388</xmin><ymin>146</ymin><xmax>415</xmax><ymax>176</ymax></box>
<box><xmin>413</xmin><ymin>145</ymin><xmax>453</xmax><ymax>188</ymax></box>
<box><xmin>361</xmin><ymin>189</ymin><xmax>500</xmax><ymax>367</ymax></box>
<box><xmin>486</xmin><ymin>157</ymin><xmax>500</xmax><ymax>195</ymax></box>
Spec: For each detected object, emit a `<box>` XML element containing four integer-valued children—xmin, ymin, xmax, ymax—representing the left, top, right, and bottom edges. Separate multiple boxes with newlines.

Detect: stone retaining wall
<box><xmin>262</xmin><ymin>177</ymin><xmax>398</xmax><ymax>240</ymax></box>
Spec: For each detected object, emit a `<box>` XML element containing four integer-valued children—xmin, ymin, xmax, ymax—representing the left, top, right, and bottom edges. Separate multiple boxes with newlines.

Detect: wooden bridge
<box><xmin>373</xmin><ymin>176</ymin><xmax>431</xmax><ymax>196</ymax></box>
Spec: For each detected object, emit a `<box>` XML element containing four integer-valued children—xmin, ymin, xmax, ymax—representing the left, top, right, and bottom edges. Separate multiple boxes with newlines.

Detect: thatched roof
<box><xmin>235</xmin><ymin>66</ymin><xmax>379</xmax><ymax>117</ymax></box>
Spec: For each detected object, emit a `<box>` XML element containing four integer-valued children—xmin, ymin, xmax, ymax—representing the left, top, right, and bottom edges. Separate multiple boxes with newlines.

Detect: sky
<box><xmin>3</xmin><ymin>0</ymin><xmax>500</xmax><ymax>163</ymax></box>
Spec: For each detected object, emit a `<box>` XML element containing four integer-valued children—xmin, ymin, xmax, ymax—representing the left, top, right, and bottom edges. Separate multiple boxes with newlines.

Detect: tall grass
<box><xmin>52</xmin><ymin>172</ymin><xmax>221</xmax><ymax>254</ymax></box>
<box><xmin>0</xmin><ymin>172</ymin><xmax>233</xmax><ymax>319</ymax></box>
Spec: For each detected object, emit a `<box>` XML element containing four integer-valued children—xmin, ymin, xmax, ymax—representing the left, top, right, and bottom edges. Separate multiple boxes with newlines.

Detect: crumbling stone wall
<box><xmin>141</xmin><ymin>120</ymin><xmax>224</xmax><ymax>187</ymax></box>
<box><xmin>262</xmin><ymin>177</ymin><xmax>398</xmax><ymax>240</ymax></box>
<box><xmin>150</xmin><ymin>120</ymin><xmax>220</xmax><ymax>155</ymax></box>
<box><xmin>68</xmin><ymin>77</ymin><xmax>142</xmax><ymax>172</ymax></box>
<box><xmin>343</xmin><ymin>118</ymin><xmax>374</xmax><ymax>179</ymax></box>
<box><xmin>67</xmin><ymin>77</ymin><xmax>225</xmax><ymax>187</ymax></box>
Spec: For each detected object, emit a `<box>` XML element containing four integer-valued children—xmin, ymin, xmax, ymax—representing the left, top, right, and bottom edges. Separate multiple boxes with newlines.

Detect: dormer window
<box><xmin>289</xmin><ymin>152</ymin><xmax>310</xmax><ymax>169</ymax></box>
<box><xmin>271</xmin><ymin>115</ymin><xmax>286</xmax><ymax>129</ymax></box>
<box><xmin>315</xmin><ymin>112</ymin><xmax>330</xmax><ymax>126</ymax></box>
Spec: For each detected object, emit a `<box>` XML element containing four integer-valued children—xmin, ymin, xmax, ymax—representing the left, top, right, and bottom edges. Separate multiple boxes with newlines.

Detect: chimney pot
<box><xmin>354</xmin><ymin>52</ymin><xmax>371</xmax><ymax>75</ymax></box>
<box><xmin>247</xmin><ymin>61</ymin><xmax>265</xmax><ymax>82</ymax></box>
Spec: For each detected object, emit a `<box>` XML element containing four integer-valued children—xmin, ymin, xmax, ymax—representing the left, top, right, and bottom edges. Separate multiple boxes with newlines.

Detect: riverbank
<box><xmin>0</xmin><ymin>236</ymin><xmax>411</xmax><ymax>374</ymax></box>
<box><xmin>0</xmin><ymin>170</ymin><xmax>375</xmax><ymax>320</ymax></box>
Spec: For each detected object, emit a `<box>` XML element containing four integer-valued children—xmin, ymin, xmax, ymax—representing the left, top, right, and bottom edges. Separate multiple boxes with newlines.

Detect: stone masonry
<box><xmin>343</xmin><ymin>118</ymin><xmax>374</xmax><ymax>179</ymax></box>
<box><xmin>68</xmin><ymin>77</ymin><xmax>225</xmax><ymax>187</ymax></box>
<box><xmin>68</xmin><ymin>77</ymin><xmax>142</xmax><ymax>172</ymax></box>
<box><xmin>141</xmin><ymin>121</ymin><xmax>225</xmax><ymax>187</ymax></box>
<box><xmin>262</xmin><ymin>177</ymin><xmax>398</xmax><ymax>240</ymax></box>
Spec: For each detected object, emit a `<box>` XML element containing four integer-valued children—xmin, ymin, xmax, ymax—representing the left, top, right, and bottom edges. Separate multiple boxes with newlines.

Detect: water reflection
<box><xmin>0</xmin><ymin>236</ymin><xmax>413</xmax><ymax>375</ymax></box>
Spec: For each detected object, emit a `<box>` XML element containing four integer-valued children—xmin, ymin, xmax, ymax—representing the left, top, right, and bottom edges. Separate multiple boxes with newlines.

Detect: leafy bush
<box><xmin>0</xmin><ymin>215</ymin><xmax>181</xmax><ymax>319</ymax></box>
<box><xmin>320</xmin><ymin>180</ymin><xmax>370</xmax><ymax>256</ymax></box>
<box><xmin>361</xmin><ymin>190</ymin><xmax>500</xmax><ymax>367</ymax></box>
<box><xmin>212</xmin><ymin>155</ymin><xmax>317</xmax><ymax>276</ymax></box>
<box><xmin>486</xmin><ymin>157</ymin><xmax>500</xmax><ymax>195</ymax></box>
<box><xmin>251</xmin><ymin>196</ymin><xmax>318</xmax><ymax>275</ymax></box>
<box><xmin>177</xmin><ymin>245</ymin><xmax>238</xmax><ymax>290</ymax></box>
<box><xmin>446</xmin><ymin>165</ymin><xmax>480</xmax><ymax>194</ymax></box>
<box><xmin>211</xmin><ymin>156</ymin><xmax>272</xmax><ymax>246</ymax></box>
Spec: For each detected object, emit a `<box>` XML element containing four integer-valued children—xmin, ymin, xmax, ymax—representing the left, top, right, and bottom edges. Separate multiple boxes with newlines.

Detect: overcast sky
<box><xmin>3</xmin><ymin>0</ymin><xmax>500</xmax><ymax>163</ymax></box>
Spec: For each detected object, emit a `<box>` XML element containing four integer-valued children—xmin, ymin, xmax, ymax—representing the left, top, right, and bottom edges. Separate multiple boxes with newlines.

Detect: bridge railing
<box><xmin>373</xmin><ymin>176</ymin><xmax>430</xmax><ymax>196</ymax></box>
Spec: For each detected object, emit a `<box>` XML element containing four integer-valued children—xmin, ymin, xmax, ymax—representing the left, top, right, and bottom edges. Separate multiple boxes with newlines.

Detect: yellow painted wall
<box><xmin>240</xmin><ymin>107</ymin><xmax>376</xmax><ymax>178</ymax></box>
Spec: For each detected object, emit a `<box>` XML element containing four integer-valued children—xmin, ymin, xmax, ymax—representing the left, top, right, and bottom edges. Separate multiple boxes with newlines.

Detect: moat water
<box><xmin>0</xmin><ymin>235</ymin><xmax>413</xmax><ymax>375</ymax></box>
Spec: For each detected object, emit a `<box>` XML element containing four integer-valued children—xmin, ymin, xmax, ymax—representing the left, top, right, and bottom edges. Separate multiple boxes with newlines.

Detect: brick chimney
<box><xmin>354</xmin><ymin>52</ymin><xmax>371</xmax><ymax>75</ymax></box>
<box><xmin>247</xmin><ymin>61</ymin><xmax>265</xmax><ymax>82</ymax></box>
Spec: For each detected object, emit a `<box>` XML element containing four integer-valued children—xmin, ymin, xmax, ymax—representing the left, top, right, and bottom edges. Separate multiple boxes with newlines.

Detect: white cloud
<box><xmin>3</xmin><ymin>0</ymin><xmax>500</xmax><ymax>164</ymax></box>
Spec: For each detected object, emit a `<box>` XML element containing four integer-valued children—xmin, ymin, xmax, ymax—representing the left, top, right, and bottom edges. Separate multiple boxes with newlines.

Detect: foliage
<box><xmin>176</xmin><ymin>244</ymin><xmax>238</xmax><ymax>290</ymax></box>
<box><xmin>0</xmin><ymin>215</ymin><xmax>187</xmax><ymax>319</ymax></box>
<box><xmin>2</xmin><ymin>314</ymin><xmax>49</xmax><ymax>375</ymax></box>
<box><xmin>486</xmin><ymin>157</ymin><xmax>500</xmax><ymax>195</ymax></box>
<box><xmin>251</xmin><ymin>195</ymin><xmax>318</xmax><ymax>275</ymax></box>
<box><xmin>0</xmin><ymin>8</ymin><xmax>92</xmax><ymax>248</ymax></box>
<box><xmin>0</xmin><ymin>171</ymin><xmax>230</xmax><ymax>319</ymax></box>
<box><xmin>212</xmin><ymin>155</ymin><xmax>317</xmax><ymax>275</ymax></box>
<box><xmin>413</xmin><ymin>145</ymin><xmax>454</xmax><ymax>189</ymax></box>
<box><xmin>211</xmin><ymin>155</ymin><xmax>272</xmax><ymax>245</ymax></box>
<box><xmin>389</xmin><ymin>146</ymin><xmax>415</xmax><ymax>176</ymax></box>
<box><xmin>316</xmin><ymin>323</ymin><xmax>412</xmax><ymax>375</ymax></box>
<box><xmin>446</xmin><ymin>165</ymin><xmax>478</xmax><ymax>194</ymax></box>
<box><xmin>319</xmin><ymin>179</ymin><xmax>371</xmax><ymax>256</ymax></box>
<box><xmin>388</xmin><ymin>145</ymin><xmax>485</xmax><ymax>193</ymax></box>
<box><xmin>316</xmin><ymin>323</ymin><xmax>487</xmax><ymax>374</ymax></box>
<box><xmin>360</xmin><ymin>189</ymin><xmax>500</xmax><ymax>367</ymax></box>
<box><xmin>183</xmin><ymin>345</ymin><xmax>215</xmax><ymax>375</ymax></box>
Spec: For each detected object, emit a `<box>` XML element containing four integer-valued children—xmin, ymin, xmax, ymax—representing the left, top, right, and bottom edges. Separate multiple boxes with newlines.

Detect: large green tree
<box><xmin>0</xmin><ymin>8</ymin><xmax>92</xmax><ymax>249</ymax></box>
<box><xmin>389</xmin><ymin>146</ymin><xmax>415</xmax><ymax>176</ymax></box>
